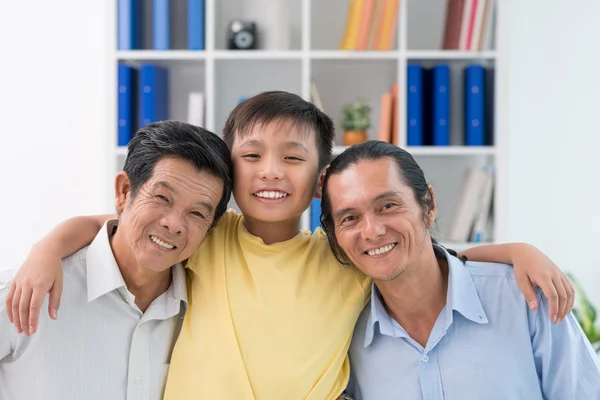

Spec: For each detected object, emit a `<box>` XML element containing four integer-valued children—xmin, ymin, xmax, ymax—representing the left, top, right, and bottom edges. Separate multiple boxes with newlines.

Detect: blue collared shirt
<box><xmin>346</xmin><ymin>245</ymin><xmax>600</xmax><ymax>400</ymax></box>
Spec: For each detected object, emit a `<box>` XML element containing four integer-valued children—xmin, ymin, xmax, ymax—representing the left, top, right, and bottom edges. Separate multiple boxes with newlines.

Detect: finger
<box><xmin>11</xmin><ymin>286</ymin><xmax>22</xmax><ymax>334</ymax></box>
<box><xmin>552</xmin><ymin>276</ymin><xmax>568</xmax><ymax>323</ymax></box>
<box><xmin>515</xmin><ymin>273</ymin><xmax>539</xmax><ymax>311</ymax></box>
<box><xmin>561</xmin><ymin>276</ymin><xmax>575</xmax><ymax>321</ymax></box>
<box><xmin>539</xmin><ymin>277</ymin><xmax>559</xmax><ymax>323</ymax></box>
<box><xmin>29</xmin><ymin>288</ymin><xmax>46</xmax><ymax>335</ymax></box>
<box><xmin>48</xmin><ymin>276</ymin><xmax>63</xmax><ymax>321</ymax></box>
<box><xmin>5</xmin><ymin>282</ymin><xmax>16</xmax><ymax>323</ymax></box>
<box><xmin>18</xmin><ymin>286</ymin><xmax>33</xmax><ymax>336</ymax></box>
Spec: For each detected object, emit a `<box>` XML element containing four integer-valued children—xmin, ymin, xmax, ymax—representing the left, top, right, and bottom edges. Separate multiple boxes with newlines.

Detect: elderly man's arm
<box><xmin>459</xmin><ymin>243</ymin><xmax>574</xmax><ymax>324</ymax></box>
<box><xmin>4</xmin><ymin>214</ymin><xmax>114</xmax><ymax>336</ymax></box>
<box><xmin>529</xmin><ymin>290</ymin><xmax>600</xmax><ymax>399</ymax></box>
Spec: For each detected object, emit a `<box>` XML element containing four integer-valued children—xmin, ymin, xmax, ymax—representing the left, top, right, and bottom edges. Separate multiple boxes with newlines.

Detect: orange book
<box><xmin>339</xmin><ymin>0</ymin><xmax>365</xmax><ymax>50</ymax></box>
<box><xmin>390</xmin><ymin>83</ymin><xmax>399</xmax><ymax>145</ymax></box>
<box><xmin>356</xmin><ymin>0</ymin><xmax>376</xmax><ymax>50</ymax></box>
<box><xmin>378</xmin><ymin>92</ymin><xmax>393</xmax><ymax>143</ymax></box>
<box><xmin>378</xmin><ymin>0</ymin><xmax>399</xmax><ymax>50</ymax></box>
<box><xmin>365</xmin><ymin>0</ymin><xmax>383</xmax><ymax>50</ymax></box>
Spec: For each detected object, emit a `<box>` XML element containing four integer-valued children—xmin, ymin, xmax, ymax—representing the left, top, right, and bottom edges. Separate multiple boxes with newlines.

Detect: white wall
<box><xmin>508</xmin><ymin>0</ymin><xmax>600</xmax><ymax>307</ymax></box>
<box><xmin>0</xmin><ymin>1</ymin><xmax>598</xmax><ymax>308</ymax></box>
<box><xmin>0</xmin><ymin>0</ymin><xmax>111</xmax><ymax>267</ymax></box>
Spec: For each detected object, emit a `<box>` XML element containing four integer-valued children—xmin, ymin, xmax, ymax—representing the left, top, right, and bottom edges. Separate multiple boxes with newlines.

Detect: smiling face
<box><xmin>230</xmin><ymin>119</ymin><xmax>323</xmax><ymax>225</ymax></box>
<box><xmin>328</xmin><ymin>157</ymin><xmax>436</xmax><ymax>282</ymax></box>
<box><xmin>114</xmin><ymin>156</ymin><xmax>224</xmax><ymax>272</ymax></box>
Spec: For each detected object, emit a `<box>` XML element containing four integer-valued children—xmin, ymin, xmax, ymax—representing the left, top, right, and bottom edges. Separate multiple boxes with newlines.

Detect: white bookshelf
<box><xmin>108</xmin><ymin>0</ymin><xmax>508</xmax><ymax>249</ymax></box>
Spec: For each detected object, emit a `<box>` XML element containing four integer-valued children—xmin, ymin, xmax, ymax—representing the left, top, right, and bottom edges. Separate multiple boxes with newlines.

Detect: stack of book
<box><xmin>339</xmin><ymin>0</ymin><xmax>399</xmax><ymax>51</ymax></box>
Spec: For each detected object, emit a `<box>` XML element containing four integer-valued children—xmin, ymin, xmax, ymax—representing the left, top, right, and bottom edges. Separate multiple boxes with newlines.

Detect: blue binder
<box><xmin>464</xmin><ymin>65</ymin><xmax>486</xmax><ymax>146</ymax></box>
<box><xmin>407</xmin><ymin>65</ymin><xmax>424</xmax><ymax>146</ymax></box>
<box><xmin>117</xmin><ymin>64</ymin><xmax>137</xmax><ymax>146</ymax></box>
<box><xmin>139</xmin><ymin>64</ymin><xmax>169</xmax><ymax>128</ymax></box>
<box><xmin>153</xmin><ymin>0</ymin><xmax>170</xmax><ymax>50</ymax></box>
<box><xmin>117</xmin><ymin>0</ymin><xmax>141</xmax><ymax>50</ymax></box>
<box><xmin>432</xmin><ymin>64</ymin><xmax>450</xmax><ymax>146</ymax></box>
<box><xmin>310</xmin><ymin>198</ymin><xmax>322</xmax><ymax>232</ymax></box>
<box><xmin>188</xmin><ymin>0</ymin><xmax>205</xmax><ymax>50</ymax></box>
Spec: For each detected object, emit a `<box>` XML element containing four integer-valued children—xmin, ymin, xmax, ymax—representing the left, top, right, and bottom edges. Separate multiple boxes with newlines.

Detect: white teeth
<box><xmin>150</xmin><ymin>235</ymin><xmax>175</xmax><ymax>249</ymax></box>
<box><xmin>367</xmin><ymin>243</ymin><xmax>396</xmax><ymax>256</ymax></box>
<box><xmin>254</xmin><ymin>191</ymin><xmax>288</xmax><ymax>199</ymax></box>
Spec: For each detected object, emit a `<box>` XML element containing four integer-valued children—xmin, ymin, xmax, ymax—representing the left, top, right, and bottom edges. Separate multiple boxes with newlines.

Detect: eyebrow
<box><xmin>153</xmin><ymin>181</ymin><xmax>215</xmax><ymax>215</ymax></box>
<box><xmin>333</xmin><ymin>191</ymin><xmax>404</xmax><ymax>219</ymax></box>
<box><xmin>238</xmin><ymin>139</ymin><xmax>263</xmax><ymax>149</ymax></box>
<box><xmin>284</xmin><ymin>141</ymin><xmax>309</xmax><ymax>153</ymax></box>
<box><xmin>238</xmin><ymin>139</ymin><xmax>308</xmax><ymax>153</ymax></box>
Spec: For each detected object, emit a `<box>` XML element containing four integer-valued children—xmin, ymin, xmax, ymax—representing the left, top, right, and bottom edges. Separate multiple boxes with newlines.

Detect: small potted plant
<box><xmin>340</xmin><ymin>100</ymin><xmax>371</xmax><ymax>146</ymax></box>
<box><xmin>568</xmin><ymin>273</ymin><xmax>600</xmax><ymax>354</ymax></box>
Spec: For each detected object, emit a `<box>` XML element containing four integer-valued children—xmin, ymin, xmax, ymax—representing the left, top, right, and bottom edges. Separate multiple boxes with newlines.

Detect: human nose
<box><xmin>360</xmin><ymin>213</ymin><xmax>386</xmax><ymax>241</ymax></box>
<box><xmin>259</xmin><ymin>156</ymin><xmax>284</xmax><ymax>180</ymax></box>
<box><xmin>159</xmin><ymin>210</ymin><xmax>185</xmax><ymax>235</ymax></box>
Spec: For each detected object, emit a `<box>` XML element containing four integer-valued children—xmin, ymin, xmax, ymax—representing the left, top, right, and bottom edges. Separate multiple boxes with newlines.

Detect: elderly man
<box><xmin>0</xmin><ymin>121</ymin><xmax>232</xmax><ymax>400</ymax></box>
<box><xmin>321</xmin><ymin>141</ymin><xmax>600</xmax><ymax>400</ymax></box>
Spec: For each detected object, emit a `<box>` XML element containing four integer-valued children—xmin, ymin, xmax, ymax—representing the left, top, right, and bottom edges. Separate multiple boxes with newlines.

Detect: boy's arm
<box><xmin>529</xmin><ymin>291</ymin><xmax>600</xmax><ymax>399</ymax></box>
<box><xmin>460</xmin><ymin>243</ymin><xmax>575</xmax><ymax>323</ymax></box>
<box><xmin>5</xmin><ymin>214</ymin><xmax>114</xmax><ymax>336</ymax></box>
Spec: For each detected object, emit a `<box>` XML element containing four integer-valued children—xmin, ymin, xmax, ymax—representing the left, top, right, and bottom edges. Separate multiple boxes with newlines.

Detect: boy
<box><xmin>6</xmin><ymin>92</ymin><xmax>574</xmax><ymax>399</ymax></box>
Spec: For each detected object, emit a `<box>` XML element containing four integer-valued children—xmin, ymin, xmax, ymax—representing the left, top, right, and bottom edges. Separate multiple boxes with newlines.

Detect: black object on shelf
<box><xmin>227</xmin><ymin>20</ymin><xmax>258</xmax><ymax>50</ymax></box>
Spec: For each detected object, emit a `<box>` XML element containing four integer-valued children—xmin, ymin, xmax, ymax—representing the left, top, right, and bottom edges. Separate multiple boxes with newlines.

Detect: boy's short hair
<box><xmin>222</xmin><ymin>91</ymin><xmax>335</xmax><ymax>170</ymax></box>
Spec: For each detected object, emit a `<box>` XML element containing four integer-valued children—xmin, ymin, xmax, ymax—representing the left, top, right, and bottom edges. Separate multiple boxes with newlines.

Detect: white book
<box><xmin>448</xmin><ymin>167</ymin><xmax>488</xmax><ymax>242</ymax></box>
<box><xmin>187</xmin><ymin>92</ymin><xmax>204</xmax><ymax>128</ymax></box>
<box><xmin>470</xmin><ymin>0</ymin><xmax>488</xmax><ymax>50</ymax></box>
<box><xmin>470</xmin><ymin>166</ymin><xmax>494</xmax><ymax>242</ymax></box>
<box><xmin>479</xmin><ymin>0</ymin><xmax>496</xmax><ymax>50</ymax></box>
<box><xmin>458</xmin><ymin>0</ymin><xmax>474</xmax><ymax>50</ymax></box>
<box><xmin>310</xmin><ymin>80</ymin><xmax>325</xmax><ymax>112</ymax></box>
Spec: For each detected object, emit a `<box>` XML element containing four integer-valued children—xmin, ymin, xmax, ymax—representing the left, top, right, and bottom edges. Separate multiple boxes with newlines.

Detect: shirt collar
<box><xmin>438</xmin><ymin>244</ymin><xmax>488</xmax><ymax>326</ymax></box>
<box><xmin>363</xmin><ymin>243</ymin><xmax>488</xmax><ymax>347</ymax></box>
<box><xmin>86</xmin><ymin>219</ymin><xmax>188</xmax><ymax>307</ymax></box>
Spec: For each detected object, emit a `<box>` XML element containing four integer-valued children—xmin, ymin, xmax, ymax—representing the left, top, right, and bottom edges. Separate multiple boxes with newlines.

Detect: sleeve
<box><xmin>0</xmin><ymin>268</ymin><xmax>18</xmax><ymax>360</ymax></box>
<box><xmin>529</xmin><ymin>291</ymin><xmax>600</xmax><ymax>399</ymax></box>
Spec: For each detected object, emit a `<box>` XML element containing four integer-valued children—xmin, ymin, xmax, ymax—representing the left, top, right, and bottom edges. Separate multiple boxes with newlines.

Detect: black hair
<box><xmin>123</xmin><ymin>120</ymin><xmax>233</xmax><ymax>228</ymax></box>
<box><xmin>222</xmin><ymin>91</ymin><xmax>334</xmax><ymax>170</ymax></box>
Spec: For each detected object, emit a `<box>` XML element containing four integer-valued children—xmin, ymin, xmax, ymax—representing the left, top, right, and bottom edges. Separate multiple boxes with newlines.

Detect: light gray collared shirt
<box><xmin>0</xmin><ymin>220</ymin><xmax>188</xmax><ymax>400</ymax></box>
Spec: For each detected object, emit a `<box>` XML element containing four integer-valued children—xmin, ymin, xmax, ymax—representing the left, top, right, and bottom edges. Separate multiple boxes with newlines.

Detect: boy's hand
<box><xmin>512</xmin><ymin>244</ymin><xmax>575</xmax><ymax>323</ymax></box>
<box><xmin>5</xmin><ymin>242</ymin><xmax>64</xmax><ymax>336</ymax></box>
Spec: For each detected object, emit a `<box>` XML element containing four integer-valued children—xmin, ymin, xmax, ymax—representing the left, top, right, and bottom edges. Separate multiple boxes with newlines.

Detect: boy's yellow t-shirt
<box><xmin>163</xmin><ymin>210</ymin><xmax>371</xmax><ymax>399</ymax></box>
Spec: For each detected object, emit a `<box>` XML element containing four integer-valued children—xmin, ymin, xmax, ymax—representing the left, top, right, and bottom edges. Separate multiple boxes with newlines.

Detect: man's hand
<box><xmin>5</xmin><ymin>242</ymin><xmax>64</xmax><ymax>336</ymax></box>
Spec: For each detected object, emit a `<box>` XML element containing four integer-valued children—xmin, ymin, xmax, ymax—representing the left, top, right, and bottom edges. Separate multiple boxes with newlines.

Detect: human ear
<box><xmin>114</xmin><ymin>171</ymin><xmax>132</xmax><ymax>213</ymax></box>
<box><xmin>425</xmin><ymin>185</ymin><xmax>438</xmax><ymax>228</ymax></box>
<box><xmin>313</xmin><ymin>165</ymin><xmax>329</xmax><ymax>199</ymax></box>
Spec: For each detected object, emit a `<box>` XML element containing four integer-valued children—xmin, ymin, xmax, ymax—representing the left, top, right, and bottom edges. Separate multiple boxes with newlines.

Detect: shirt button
<box><xmin>134</xmin><ymin>377</ymin><xmax>143</xmax><ymax>385</ymax></box>
<box><xmin>421</xmin><ymin>355</ymin><xmax>429</xmax><ymax>363</ymax></box>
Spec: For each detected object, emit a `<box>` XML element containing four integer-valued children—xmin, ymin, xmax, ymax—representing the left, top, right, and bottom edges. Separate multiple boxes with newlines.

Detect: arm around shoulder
<box><xmin>4</xmin><ymin>213</ymin><xmax>115</xmax><ymax>336</ymax></box>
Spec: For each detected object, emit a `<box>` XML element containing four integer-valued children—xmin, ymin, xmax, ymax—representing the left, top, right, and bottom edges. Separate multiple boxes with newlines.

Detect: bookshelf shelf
<box><xmin>310</xmin><ymin>51</ymin><xmax>401</xmax><ymax>60</ymax></box>
<box><xmin>213</xmin><ymin>50</ymin><xmax>303</xmax><ymax>60</ymax></box>
<box><xmin>405</xmin><ymin>50</ymin><xmax>497</xmax><ymax>60</ymax></box>
<box><xmin>110</xmin><ymin>0</ymin><xmax>508</xmax><ymax>244</ymax></box>
<box><xmin>334</xmin><ymin>145</ymin><xmax>497</xmax><ymax>156</ymax></box>
<box><xmin>116</xmin><ymin>51</ymin><xmax>207</xmax><ymax>60</ymax></box>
